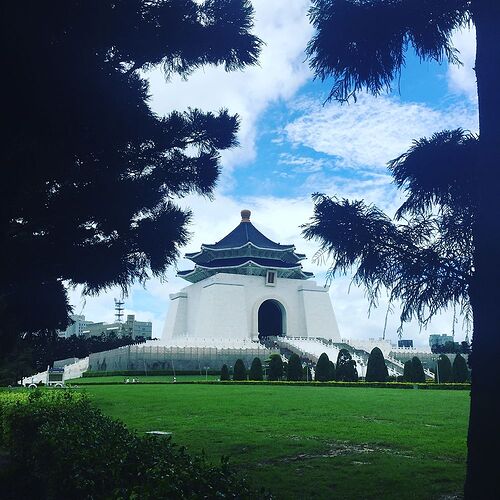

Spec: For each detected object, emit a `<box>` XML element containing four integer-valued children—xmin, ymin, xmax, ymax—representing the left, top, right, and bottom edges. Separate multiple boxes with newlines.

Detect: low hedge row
<box><xmin>69</xmin><ymin>379</ymin><xmax>471</xmax><ymax>390</ymax></box>
<box><xmin>82</xmin><ymin>370</ymin><xmax>219</xmax><ymax>377</ymax></box>
<box><xmin>0</xmin><ymin>390</ymin><xmax>269</xmax><ymax>499</ymax></box>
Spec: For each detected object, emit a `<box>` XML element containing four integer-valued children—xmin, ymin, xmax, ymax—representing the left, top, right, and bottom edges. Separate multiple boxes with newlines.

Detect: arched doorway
<box><xmin>258</xmin><ymin>299</ymin><xmax>285</xmax><ymax>340</ymax></box>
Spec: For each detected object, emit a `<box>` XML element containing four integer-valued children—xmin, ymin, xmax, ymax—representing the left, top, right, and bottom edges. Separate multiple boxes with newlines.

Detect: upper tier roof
<box><xmin>202</xmin><ymin>225</ymin><xmax>293</xmax><ymax>250</ymax></box>
<box><xmin>178</xmin><ymin>209</ymin><xmax>313</xmax><ymax>283</ymax></box>
<box><xmin>197</xmin><ymin>210</ymin><xmax>294</xmax><ymax>251</ymax></box>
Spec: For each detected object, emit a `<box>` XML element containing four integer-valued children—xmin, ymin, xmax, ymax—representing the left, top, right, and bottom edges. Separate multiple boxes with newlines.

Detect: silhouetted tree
<box><xmin>232</xmin><ymin>359</ymin><xmax>247</xmax><ymax>381</ymax></box>
<box><xmin>437</xmin><ymin>355</ymin><xmax>453</xmax><ymax>383</ymax></box>
<box><xmin>305</xmin><ymin>1</ymin><xmax>500</xmax><ymax>494</ymax></box>
<box><xmin>1</xmin><ymin>1</ymin><xmax>261</xmax><ymax>352</ymax></box>
<box><xmin>220</xmin><ymin>364</ymin><xmax>230</xmax><ymax>382</ymax></box>
<box><xmin>249</xmin><ymin>357</ymin><xmax>263</xmax><ymax>381</ymax></box>
<box><xmin>335</xmin><ymin>349</ymin><xmax>358</xmax><ymax>382</ymax></box>
<box><xmin>315</xmin><ymin>352</ymin><xmax>331</xmax><ymax>382</ymax></box>
<box><xmin>287</xmin><ymin>354</ymin><xmax>303</xmax><ymax>381</ymax></box>
<box><xmin>453</xmin><ymin>354</ymin><xmax>469</xmax><ymax>383</ymax></box>
<box><xmin>268</xmin><ymin>354</ymin><xmax>283</xmax><ymax>381</ymax></box>
<box><xmin>366</xmin><ymin>347</ymin><xmax>389</xmax><ymax>382</ymax></box>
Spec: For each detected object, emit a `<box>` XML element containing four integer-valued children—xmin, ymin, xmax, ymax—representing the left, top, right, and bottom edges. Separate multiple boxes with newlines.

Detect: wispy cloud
<box><xmin>284</xmin><ymin>93</ymin><xmax>478</xmax><ymax>170</ymax></box>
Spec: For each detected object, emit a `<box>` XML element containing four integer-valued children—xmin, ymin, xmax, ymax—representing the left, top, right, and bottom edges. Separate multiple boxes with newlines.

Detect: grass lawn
<box><xmin>83</xmin><ymin>383</ymin><xmax>469</xmax><ymax>499</ymax></box>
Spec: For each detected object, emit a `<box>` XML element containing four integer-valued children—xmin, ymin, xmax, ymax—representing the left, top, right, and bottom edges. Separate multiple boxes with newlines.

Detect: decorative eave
<box><xmin>185</xmin><ymin>242</ymin><xmax>306</xmax><ymax>263</ymax></box>
<box><xmin>178</xmin><ymin>259</ymin><xmax>313</xmax><ymax>284</ymax></box>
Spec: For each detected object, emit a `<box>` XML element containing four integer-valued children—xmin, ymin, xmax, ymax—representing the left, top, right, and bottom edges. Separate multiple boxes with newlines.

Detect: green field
<box><xmin>82</xmin><ymin>383</ymin><xmax>469</xmax><ymax>499</ymax></box>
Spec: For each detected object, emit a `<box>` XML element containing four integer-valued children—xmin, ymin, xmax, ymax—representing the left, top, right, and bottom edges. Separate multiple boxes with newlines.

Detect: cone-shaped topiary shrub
<box><xmin>366</xmin><ymin>347</ymin><xmax>389</xmax><ymax>382</ymax></box>
<box><xmin>220</xmin><ymin>364</ymin><xmax>230</xmax><ymax>381</ymax></box>
<box><xmin>249</xmin><ymin>357</ymin><xmax>263</xmax><ymax>381</ymax></box>
<box><xmin>403</xmin><ymin>360</ymin><xmax>413</xmax><ymax>382</ymax></box>
<box><xmin>315</xmin><ymin>352</ymin><xmax>330</xmax><ymax>381</ymax></box>
<box><xmin>452</xmin><ymin>353</ymin><xmax>469</xmax><ymax>383</ymax></box>
<box><xmin>232</xmin><ymin>359</ymin><xmax>247</xmax><ymax>381</ymax></box>
<box><xmin>411</xmin><ymin>356</ymin><xmax>426</xmax><ymax>383</ymax></box>
<box><xmin>328</xmin><ymin>360</ymin><xmax>336</xmax><ymax>381</ymax></box>
<box><xmin>437</xmin><ymin>354</ymin><xmax>452</xmax><ymax>383</ymax></box>
<box><xmin>287</xmin><ymin>353</ymin><xmax>303</xmax><ymax>381</ymax></box>
<box><xmin>268</xmin><ymin>354</ymin><xmax>283</xmax><ymax>381</ymax></box>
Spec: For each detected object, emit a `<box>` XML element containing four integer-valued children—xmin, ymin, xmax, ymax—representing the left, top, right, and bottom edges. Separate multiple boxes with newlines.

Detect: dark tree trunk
<box><xmin>465</xmin><ymin>2</ymin><xmax>500</xmax><ymax>498</ymax></box>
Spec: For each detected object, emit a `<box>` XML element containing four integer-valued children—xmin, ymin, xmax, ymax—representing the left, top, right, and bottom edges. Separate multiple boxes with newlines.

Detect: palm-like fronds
<box><xmin>307</xmin><ymin>0</ymin><xmax>471</xmax><ymax>101</ymax></box>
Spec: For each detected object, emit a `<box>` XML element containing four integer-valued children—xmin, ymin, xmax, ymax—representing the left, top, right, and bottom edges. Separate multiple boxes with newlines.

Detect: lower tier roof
<box><xmin>178</xmin><ymin>257</ymin><xmax>313</xmax><ymax>283</ymax></box>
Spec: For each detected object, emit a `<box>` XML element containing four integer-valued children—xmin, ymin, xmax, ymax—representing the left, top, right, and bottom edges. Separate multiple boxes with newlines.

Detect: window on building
<box><xmin>266</xmin><ymin>270</ymin><xmax>276</xmax><ymax>286</ymax></box>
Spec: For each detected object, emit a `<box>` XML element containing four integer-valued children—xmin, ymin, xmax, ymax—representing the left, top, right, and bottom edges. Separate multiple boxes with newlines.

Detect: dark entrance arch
<box><xmin>258</xmin><ymin>299</ymin><xmax>285</xmax><ymax>340</ymax></box>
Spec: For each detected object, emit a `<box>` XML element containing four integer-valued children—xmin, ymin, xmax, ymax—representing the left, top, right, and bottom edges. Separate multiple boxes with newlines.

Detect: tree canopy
<box><xmin>2</xmin><ymin>1</ymin><xmax>261</xmax><ymax>348</ymax></box>
<box><xmin>307</xmin><ymin>0</ymin><xmax>470</xmax><ymax>102</ymax></box>
<box><xmin>302</xmin><ymin>130</ymin><xmax>475</xmax><ymax>331</ymax></box>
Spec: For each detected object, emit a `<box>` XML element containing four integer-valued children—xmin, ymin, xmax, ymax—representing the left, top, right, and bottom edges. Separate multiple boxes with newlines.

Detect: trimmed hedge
<box><xmin>0</xmin><ymin>390</ymin><xmax>269</xmax><ymax>499</ymax></box>
<box><xmin>67</xmin><ymin>380</ymin><xmax>471</xmax><ymax>389</ymax></box>
<box><xmin>82</xmin><ymin>370</ymin><xmax>220</xmax><ymax>378</ymax></box>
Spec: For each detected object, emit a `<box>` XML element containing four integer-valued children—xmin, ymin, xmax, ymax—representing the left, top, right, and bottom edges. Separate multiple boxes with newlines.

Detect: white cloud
<box><xmin>146</xmin><ymin>0</ymin><xmax>313</xmax><ymax>184</ymax></box>
<box><xmin>448</xmin><ymin>27</ymin><xmax>477</xmax><ymax>102</ymax></box>
<box><xmin>284</xmin><ymin>93</ymin><xmax>478</xmax><ymax>170</ymax></box>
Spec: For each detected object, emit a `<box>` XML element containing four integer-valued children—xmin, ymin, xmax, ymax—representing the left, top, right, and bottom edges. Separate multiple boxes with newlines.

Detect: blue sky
<box><xmin>69</xmin><ymin>1</ymin><xmax>478</xmax><ymax>348</ymax></box>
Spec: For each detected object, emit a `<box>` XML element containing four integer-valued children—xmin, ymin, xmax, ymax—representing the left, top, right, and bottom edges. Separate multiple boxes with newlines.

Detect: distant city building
<box><xmin>57</xmin><ymin>314</ymin><xmax>94</xmax><ymax>338</ymax></box>
<box><xmin>58</xmin><ymin>314</ymin><xmax>152</xmax><ymax>340</ymax></box>
<box><xmin>429</xmin><ymin>334</ymin><xmax>454</xmax><ymax>349</ymax></box>
<box><xmin>398</xmin><ymin>339</ymin><xmax>413</xmax><ymax>348</ymax></box>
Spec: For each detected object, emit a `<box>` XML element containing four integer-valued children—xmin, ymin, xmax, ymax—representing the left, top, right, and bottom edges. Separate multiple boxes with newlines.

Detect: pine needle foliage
<box><xmin>302</xmin><ymin>130</ymin><xmax>475</xmax><ymax>331</ymax></box>
<box><xmin>307</xmin><ymin>0</ymin><xmax>470</xmax><ymax>102</ymax></box>
<box><xmin>1</xmin><ymin>1</ymin><xmax>262</xmax><ymax>345</ymax></box>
